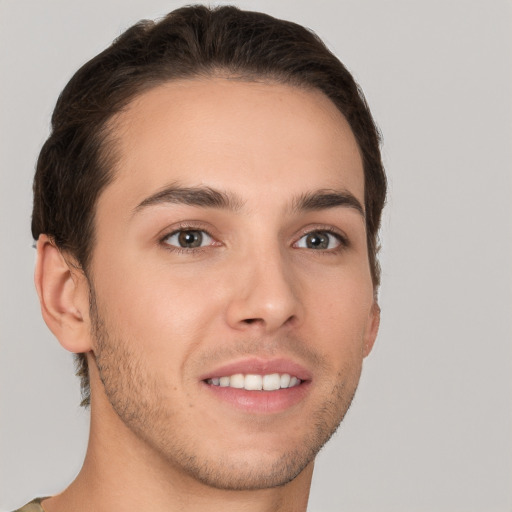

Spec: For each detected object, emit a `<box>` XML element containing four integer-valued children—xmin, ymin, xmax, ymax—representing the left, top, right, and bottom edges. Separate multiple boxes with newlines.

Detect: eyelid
<box><xmin>156</xmin><ymin>221</ymin><xmax>349</xmax><ymax>253</ymax></box>
<box><xmin>164</xmin><ymin>229</ymin><xmax>213</xmax><ymax>248</ymax></box>
<box><xmin>158</xmin><ymin>221</ymin><xmax>220</xmax><ymax>249</ymax></box>
<box><xmin>293</xmin><ymin>225</ymin><xmax>350</xmax><ymax>249</ymax></box>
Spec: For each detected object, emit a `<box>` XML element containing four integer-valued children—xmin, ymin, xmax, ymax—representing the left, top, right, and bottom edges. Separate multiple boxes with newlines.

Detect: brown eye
<box><xmin>296</xmin><ymin>230</ymin><xmax>341</xmax><ymax>250</ymax></box>
<box><xmin>178</xmin><ymin>230</ymin><xmax>203</xmax><ymax>248</ymax></box>
<box><xmin>164</xmin><ymin>230</ymin><xmax>212</xmax><ymax>249</ymax></box>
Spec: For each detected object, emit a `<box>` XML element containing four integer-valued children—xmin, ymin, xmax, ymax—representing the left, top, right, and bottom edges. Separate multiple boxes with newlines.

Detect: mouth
<box><xmin>200</xmin><ymin>358</ymin><xmax>311</xmax><ymax>414</ymax></box>
<box><xmin>206</xmin><ymin>373</ymin><xmax>301</xmax><ymax>391</ymax></box>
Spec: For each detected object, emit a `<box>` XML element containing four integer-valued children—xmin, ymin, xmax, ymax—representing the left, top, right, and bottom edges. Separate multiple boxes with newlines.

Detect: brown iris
<box><xmin>177</xmin><ymin>230</ymin><xmax>204</xmax><ymax>248</ymax></box>
<box><xmin>304</xmin><ymin>231</ymin><xmax>330</xmax><ymax>249</ymax></box>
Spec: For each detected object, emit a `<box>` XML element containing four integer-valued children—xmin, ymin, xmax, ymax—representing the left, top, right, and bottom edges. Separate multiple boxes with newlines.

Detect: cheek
<box><xmin>92</xmin><ymin>252</ymin><xmax>223</xmax><ymax>361</ymax></box>
<box><xmin>303</xmin><ymin>268</ymin><xmax>373</xmax><ymax>352</ymax></box>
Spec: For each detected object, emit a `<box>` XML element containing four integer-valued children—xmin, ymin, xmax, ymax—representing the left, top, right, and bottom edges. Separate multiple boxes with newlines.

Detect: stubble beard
<box><xmin>89</xmin><ymin>287</ymin><xmax>361</xmax><ymax>491</ymax></box>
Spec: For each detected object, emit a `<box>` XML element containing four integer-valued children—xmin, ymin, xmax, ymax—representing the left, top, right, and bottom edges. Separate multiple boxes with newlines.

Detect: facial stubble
<box><xmin>89</xmin><ymin>283</ymin><xmax>362</xmax><ymax>491</ymax></box>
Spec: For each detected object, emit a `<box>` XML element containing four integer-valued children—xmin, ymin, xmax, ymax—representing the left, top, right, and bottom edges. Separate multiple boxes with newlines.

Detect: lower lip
<box><xmin>202</xmin><ymin>381</ymin><xmax>311</xmax><ymax>414</ymax></box>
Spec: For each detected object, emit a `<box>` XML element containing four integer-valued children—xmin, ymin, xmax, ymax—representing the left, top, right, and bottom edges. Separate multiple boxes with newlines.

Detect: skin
<box><xmin>35</xmin><ymin>78</ymin><xmax>380</xmax><ymax>512</ymax></box>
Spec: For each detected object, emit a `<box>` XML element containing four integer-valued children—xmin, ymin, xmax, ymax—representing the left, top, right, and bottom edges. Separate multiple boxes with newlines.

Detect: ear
<box><xmin>34</xmin><ymin>235</ymin><xmax>92</xmax><ymax>353</ymax></box>
<box><xmin>362</xmin><ymin>301</ymin><xmax>380</xmax><ymax>358</ymax></box>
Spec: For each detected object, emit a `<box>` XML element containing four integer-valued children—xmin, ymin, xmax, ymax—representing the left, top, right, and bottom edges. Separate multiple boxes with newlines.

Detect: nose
<box><xmin>225</xmin><ymin>247</ymin><xmax>302</xmax><ymax>334</ymax></box>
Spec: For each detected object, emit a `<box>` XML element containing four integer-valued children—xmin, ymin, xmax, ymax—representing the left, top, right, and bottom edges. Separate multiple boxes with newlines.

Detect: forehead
<box><xmin>101</xmin><ymin>78</ymin><xmax>364</xmax><ymax>215</ymax></box>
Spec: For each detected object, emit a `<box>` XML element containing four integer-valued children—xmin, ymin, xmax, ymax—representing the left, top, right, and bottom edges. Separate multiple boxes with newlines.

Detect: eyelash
<box><xmin>293</xmin><ymin>227</ymin><xmax>349</xmax><ymax>253</ymax></box>
<box><xmin>160</xmin><ymin>222</ymin><xmax>217</xmax><ymax>255</ymax></box>
<box><xmin>159</xmin><ymin>224</ymin><xmax>349</xmax><ymax>254</ymax></box>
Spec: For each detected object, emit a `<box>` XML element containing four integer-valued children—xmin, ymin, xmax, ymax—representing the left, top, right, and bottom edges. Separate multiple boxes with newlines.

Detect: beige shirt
<box><xmin>13</xmin><ymin>498</ymin><xmax>46</xmax><ymax>512</ymax></box>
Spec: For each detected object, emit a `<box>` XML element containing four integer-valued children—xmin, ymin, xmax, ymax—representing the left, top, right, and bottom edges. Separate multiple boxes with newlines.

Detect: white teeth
<box><xmin>230</xmin><ymin>373</ymin><xmax>245</xmax><ymax>389</ymax></box>
<box><xmin>207</xmin><ymin>372</ymin><xmax>302</xmax><ymax>391</ymax></box>
<box><xmin>244</xmin><ymin>374</ymin><xmax>263</xmax><ymax>390</ymax></box>
<box><xmin>263</xmin><ymin>373</ymin><xmax>281</xmax><ymax>391</ymax></box>
<box><xmin>280</xmin><ymin>373</ymin><xmax>291</xmax><ymax>388</ymax></box>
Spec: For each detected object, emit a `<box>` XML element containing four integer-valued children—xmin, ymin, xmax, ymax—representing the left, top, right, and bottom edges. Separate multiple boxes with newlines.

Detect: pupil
<box><xmin>307</xmin><ymin>232</ymin><xmax>328</xmax><ymax>249</ymax></box>
<box><xmin>178</xmin><ymin>230</ymin><xmax>202</xmax><ymax>248</ymax></box>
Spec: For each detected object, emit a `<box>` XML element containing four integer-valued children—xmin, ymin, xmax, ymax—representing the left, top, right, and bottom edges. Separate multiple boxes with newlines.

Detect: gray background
<box><xmin>1</xmin><ymin>1</ymin><xmax>511</xmax><ymax>511</ymax></box>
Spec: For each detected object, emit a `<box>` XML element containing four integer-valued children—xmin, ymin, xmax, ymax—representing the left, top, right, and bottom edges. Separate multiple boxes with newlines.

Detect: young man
<box><xmin>19</xmin><ymin>5</ymin><xmax>386</xmax><ymax>511</ymax></box>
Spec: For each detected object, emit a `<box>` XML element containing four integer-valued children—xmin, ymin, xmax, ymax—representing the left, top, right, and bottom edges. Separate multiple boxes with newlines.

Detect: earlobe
<box><xmin>34</xmin><ymin>235</ymin><xmax>92</xmax><ymax>354</ymax></box>
<box><xmin>362</xmin><ymin>302</ymin><xmax>380</xmax><ymax>358</ymax></box>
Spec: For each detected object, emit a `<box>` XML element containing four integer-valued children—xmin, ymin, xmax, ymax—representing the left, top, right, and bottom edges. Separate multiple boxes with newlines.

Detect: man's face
<box><xmin>87</xmin><ymin>78</ymin><xmax>379</xmax><ymax>490</ymax></box>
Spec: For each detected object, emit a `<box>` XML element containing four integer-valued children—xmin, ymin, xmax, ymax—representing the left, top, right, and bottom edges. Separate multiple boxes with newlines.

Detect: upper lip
<box><xmin>199</xmin><ymin>357</ymin><xmax>312</xmax><ymax>382</ymax></box>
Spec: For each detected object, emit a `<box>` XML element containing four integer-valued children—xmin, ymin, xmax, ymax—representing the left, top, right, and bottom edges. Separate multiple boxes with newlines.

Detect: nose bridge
<box><xmin>226</xmin><ymin>238</ymin><xmax>301</xmax><ymax>332</ymax></box>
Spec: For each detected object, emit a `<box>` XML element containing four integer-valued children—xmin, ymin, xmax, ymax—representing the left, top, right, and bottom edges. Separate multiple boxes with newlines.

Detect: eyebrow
<box><xmin>133</xmin><ymin>184</ymin><xmax>244</xmax><ymax>214</ymax></box>
<box><xmin>133</xmin><ymin>184</ymin><xmax>364</xmax><ymax>218</ymax></box>
<box><xmin>291</xmin><ymin>189</ymin><xmax>365</xmax><ymax>218</ymax></box>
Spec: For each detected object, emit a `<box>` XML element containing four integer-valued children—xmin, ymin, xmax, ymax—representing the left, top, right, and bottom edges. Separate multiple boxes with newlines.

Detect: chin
<box><xmin>153</xmin><ymin>407</ymin><xmax>345</xmax><ymax>491</ymax></box>
<box><xmin>172</xmin><ymin>446</ymin><xmax>318</xmax><ymax>491</ymax></box>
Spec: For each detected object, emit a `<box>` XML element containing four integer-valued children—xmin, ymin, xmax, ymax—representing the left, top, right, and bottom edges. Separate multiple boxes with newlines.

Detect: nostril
<box><xmin>243</xmin><ymin>318</ymin><xmax>259</xmax><ymax>324</ymax></box>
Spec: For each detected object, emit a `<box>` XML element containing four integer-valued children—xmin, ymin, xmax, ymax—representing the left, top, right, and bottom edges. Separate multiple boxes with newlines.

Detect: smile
<box><xmin>206</xmin><ymin>373</ymin><xmax>301</xmax><ymax>391</ymax></box>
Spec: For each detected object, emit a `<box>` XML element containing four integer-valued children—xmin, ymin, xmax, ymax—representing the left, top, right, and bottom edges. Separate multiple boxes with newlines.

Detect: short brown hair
<box><xmin>32</xmin><ymin>5</ymin><xmax>387</xmax><ymax>406</ymax></box>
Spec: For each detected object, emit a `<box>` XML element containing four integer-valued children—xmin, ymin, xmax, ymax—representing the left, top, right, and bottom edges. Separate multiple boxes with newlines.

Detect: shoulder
<box><xmin>12</xmin><ymin>498</ymin><xmax>47</xmax><ymax>512</ymax></box>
